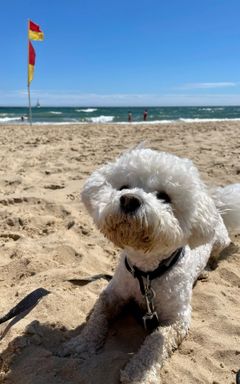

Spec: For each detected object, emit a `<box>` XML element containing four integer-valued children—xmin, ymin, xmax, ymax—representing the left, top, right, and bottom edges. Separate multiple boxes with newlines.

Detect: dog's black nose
<box><xmin>120</xmin><ymin>194</ymin><xmax>141</xmax><ymax>214</ymax></box>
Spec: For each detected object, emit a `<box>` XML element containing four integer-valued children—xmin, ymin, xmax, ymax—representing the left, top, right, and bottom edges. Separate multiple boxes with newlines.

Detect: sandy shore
<box><xmin>0</xmin><ymin>122</ymin><xmax>239</xmax><ymax>384</ymax></box>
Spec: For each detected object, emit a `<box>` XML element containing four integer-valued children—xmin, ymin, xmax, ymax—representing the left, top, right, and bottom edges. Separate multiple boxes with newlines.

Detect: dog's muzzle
<box><xmin>100</xmin><ymin>193</ymin><xmax>156</xmax><ymax>250</ymax></box>
<box><xmin>120</xmin><ymin>194</ymin><xmax>142</xmax><ymax>214</ymax></box>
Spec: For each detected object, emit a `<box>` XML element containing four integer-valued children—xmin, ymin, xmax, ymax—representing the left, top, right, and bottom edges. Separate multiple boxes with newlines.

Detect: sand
<box><xmin>0</xmin><ymin>121</ymin><xmax>239</xmax><ymax>384</ymax></box>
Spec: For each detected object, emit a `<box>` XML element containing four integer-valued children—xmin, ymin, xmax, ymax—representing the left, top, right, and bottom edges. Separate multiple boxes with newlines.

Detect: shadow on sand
<box><xmin>0</xmin><ymin>304</ymin><xmax>147</xmax><ymax>384</ymax></box>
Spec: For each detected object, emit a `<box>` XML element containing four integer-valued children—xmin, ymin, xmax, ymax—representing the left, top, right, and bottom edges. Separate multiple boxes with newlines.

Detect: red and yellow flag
<box><xmin>28</xmin><ymin>20</ymin><xmax>44</xmax><ymax>41</ymax></box>
<box><xmin>28</xmin><ymin>41</ymin><xmax>36</xmax><ymax>84</ymax></box>
<box><xmin>28</xmin><ymin>20</ymin><xmax>44</xmax><ymax>85</ymax></box>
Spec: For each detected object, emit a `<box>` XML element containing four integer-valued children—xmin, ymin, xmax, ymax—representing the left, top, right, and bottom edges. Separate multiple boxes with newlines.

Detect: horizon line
<box><xmin>1</xmin><ymin>104</ymin><xmax>240</xmax><ymax>108</ymax></box>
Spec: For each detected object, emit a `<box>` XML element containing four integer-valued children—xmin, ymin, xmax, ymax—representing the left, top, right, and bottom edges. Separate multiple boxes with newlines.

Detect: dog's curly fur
<box><xmin>61</xmin><ymin>147</ymin><xmax>240</xmax><ymax>383</ymax></box>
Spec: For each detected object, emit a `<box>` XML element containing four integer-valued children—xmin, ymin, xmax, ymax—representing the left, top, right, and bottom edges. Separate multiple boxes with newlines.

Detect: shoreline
<box><xmin>0</xmin><ymin>121</ymin><xmax>239</xmax><ymax>384</ymax></box>
<box><xmin>2</xmin><ymin>116</ymin><xmax>240</xmax><ymax>125</ymax></box>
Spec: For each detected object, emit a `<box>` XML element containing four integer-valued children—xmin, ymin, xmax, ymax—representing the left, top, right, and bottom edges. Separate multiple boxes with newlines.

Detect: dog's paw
<box><xmin>120</xmin><ymin>375</ymin><xmax>160</xmax><ymax>384</ymax></box>
<box><xmin>120</xmin><ymin>362</ymin><xmax>161</xmax><ymax>384</ymax></box>
<box><xmin>57</xmin><ymin>337</ymin><xmax>94</xmax><ymax>359</ymax></box>
<box><xmin>120</xmin><ymin>373</ymin><xmax>160</xmax><ymax>384</ymax></box>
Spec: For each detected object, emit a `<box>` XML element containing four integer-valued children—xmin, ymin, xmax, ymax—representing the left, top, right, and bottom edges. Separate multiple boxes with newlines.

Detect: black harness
<box><xmin>125</xmin><ymin>247</ymin><xmax>185</xmax><ymax>331</ymax></box>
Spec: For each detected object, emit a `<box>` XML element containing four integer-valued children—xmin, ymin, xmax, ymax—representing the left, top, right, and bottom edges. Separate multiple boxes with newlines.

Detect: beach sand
<box><xmin>0</xmin><ymin>121</ymin><xmax>239</xmax><ymax>384</ymax></box>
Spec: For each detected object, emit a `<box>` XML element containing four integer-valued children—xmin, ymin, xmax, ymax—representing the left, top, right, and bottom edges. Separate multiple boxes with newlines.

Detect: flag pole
<box><xmin>27</xmin><ymin>84</ymin><xmax>32</xmax><ymax>126</ymax></box>
<box><xmin>27</xmin><ymin>19</ymin><xmax>32</xmax><ymax>126</ymax></box>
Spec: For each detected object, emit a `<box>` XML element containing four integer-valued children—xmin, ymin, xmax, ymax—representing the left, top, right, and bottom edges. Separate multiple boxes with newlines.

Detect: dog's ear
<box><xmin>122</xmin><ymin>141</ymin><xmax>148</xmax><ymax>155</ymax></box>
<box><xmin>135</xmin><ymin>141</ymin><xmax>148</xmax><ymax>150</ymax></box>
<box><xmin>188</xmin><ymin>191</ymin><xmax>218</xmax><ymax>249</ymax></box>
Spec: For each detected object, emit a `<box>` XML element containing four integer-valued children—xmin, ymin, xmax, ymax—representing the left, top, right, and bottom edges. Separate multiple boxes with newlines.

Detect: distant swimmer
<box><xmin>128</xmin><ymin>111</ymin><xmax>132</xmax><ymax>122</ymax></box>
<box><xmin>143</xmin><ymin>109</ymin><xmax>148</xmax><ymax>121</ymax></box>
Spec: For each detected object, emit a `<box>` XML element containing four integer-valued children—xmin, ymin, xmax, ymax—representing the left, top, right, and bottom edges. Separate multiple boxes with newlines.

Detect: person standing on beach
<box><xmin>143</xmin><ymin>109</ymin><xmax>148</xmax><ymax>121</ymax></box>
<box><xmin>128</xmin><ymin>111</ymin><xmax>132</xmax><ymax>122</ymax></box>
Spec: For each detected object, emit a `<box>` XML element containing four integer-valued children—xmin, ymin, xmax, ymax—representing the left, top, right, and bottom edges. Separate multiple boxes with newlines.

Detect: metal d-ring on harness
<box><xmin>125</xmin><ymin>247</ymin><xmax>184</xmax><ymax>332</ymax></box>
<box><xmin>142</xmin><ymin>275</ymin><xmax>160</xmax><ymax>331</ymax></box>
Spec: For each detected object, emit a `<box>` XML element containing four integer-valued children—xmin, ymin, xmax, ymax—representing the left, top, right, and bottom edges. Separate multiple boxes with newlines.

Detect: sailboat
<box><xmin>35</xmin><ymin>99</ymin><xmax>40</xmax><ymax>108</ymax></box>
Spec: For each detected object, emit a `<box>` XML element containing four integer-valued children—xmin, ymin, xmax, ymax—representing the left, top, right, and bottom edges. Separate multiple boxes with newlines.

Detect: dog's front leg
<box><xmin>60</xmin><ymin>288</ymin><xmax>124</xmax><ymax>358</ymax></box>
<box><xmin>120</xmin><ymin>317</ymin><xmax>189</xmax><ymax>384</ymax></box>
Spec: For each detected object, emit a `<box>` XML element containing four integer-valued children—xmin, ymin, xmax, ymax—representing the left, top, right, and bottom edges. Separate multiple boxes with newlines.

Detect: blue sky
<box><xmin>1</xmin><ymin>0</ymin><xmax>240</xmax><ymax>106</ymax></box>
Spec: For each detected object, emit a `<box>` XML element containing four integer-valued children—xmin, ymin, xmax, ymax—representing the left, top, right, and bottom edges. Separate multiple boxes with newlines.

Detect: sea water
<box><xmin>1</xmin><ymin>106</ymin><xmax>240</xmax><ymax>124</ymax></box>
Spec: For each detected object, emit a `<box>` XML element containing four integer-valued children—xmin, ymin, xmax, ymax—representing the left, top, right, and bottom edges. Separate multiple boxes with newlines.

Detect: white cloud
<box><xmin>179</xmin><ymin>82</ymin><xmax>238</xmax><ymax>90</ymax></box>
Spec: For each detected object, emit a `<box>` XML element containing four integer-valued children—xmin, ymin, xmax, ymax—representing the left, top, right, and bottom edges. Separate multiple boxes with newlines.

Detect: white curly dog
<box><xmin>62</xmin><ymin>147</ymin><xmax>240</xmax><ymax>384</ymax></box>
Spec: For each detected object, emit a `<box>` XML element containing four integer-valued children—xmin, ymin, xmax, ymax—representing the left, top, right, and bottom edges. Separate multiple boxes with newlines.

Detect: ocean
<box><xmin>1</xmin><ymin>106</ymin><xmax>240</xmax><ymax>125</ymax></box>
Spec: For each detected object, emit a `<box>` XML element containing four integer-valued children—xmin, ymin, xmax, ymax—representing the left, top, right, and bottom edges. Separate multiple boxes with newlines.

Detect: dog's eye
<box><xmin>119</xmin><ymin>185</ymin><xmax>130</xmax><ymax>191</ymax></box>
<box><xmin>156</xmin><ymin>191</ymin><xmax>171</xmax><ymax>203</ymax></box>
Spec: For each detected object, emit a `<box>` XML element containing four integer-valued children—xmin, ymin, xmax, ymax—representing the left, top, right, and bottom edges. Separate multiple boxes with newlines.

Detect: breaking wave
<box><xmin>0</xmin><ymin>116</ymin><xmax>22</xmax><ymax>122</ymax></box>
<box><xmin>86</xmin><ymin>115</ymin><xmax>114</xmax><ymax>123</ymax></box>
<box><xmin>76</xmin><ymin>108</ymin><xmax>98</xmax><ymax>113</ymax></box>
<box><xmin>179</xmin><ymin>117</ymin><xmax>240</xmax><ymax>123</ymax></box>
